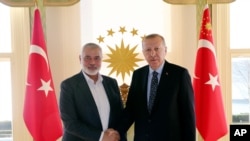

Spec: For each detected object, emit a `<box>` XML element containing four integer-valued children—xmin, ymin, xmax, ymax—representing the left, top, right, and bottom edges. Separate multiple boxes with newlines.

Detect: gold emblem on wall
<box><xmin>97</xmin><ymin>26</ymin><xmax>145</xmax><ymax>104</ymax></box>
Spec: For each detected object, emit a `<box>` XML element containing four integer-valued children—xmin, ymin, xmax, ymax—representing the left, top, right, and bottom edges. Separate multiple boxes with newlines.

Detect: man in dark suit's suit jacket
<box><xmin>117</xmin><ymin>34</ymin><xmax>195</xmax><ymax>141</ymax></box>
<box><xmin>59</xmin><ymin>43</ymin><xmax>125</xmax><ymax>141</ymax></box>
<box><xmin>60</xmin><ymin>72</ymin><xmax>124</xmax><ymax>141</ymax></box>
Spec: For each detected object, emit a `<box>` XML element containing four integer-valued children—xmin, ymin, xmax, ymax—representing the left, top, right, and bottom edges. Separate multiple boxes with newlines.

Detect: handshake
<box><xmin>102</xmin><ymin>128</ymin><xmax>121</xmax><ymax>141</ymax></box>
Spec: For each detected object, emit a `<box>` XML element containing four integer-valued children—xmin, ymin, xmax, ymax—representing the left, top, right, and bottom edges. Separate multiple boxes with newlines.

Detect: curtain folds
<box><xmin>0</xmin><ymin>0</ymin><xmax>236</xmax><ymax>7</ymax></box>
<box><xmin>163</xmin><ymin>0</ymin><xmax>235</xmax><ymax>4</ymax></box>
<box><xmin>0</xmin><ymin>0</ymin><xmax>79</xmax><ymax>7</ymax></box>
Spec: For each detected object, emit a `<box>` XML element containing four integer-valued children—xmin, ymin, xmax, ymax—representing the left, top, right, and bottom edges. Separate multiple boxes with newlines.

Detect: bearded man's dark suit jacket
<box><xmin>59</xmin><ymin>71</ymin><xmax>125</xmax><ymax>141</ymax></box>
<box><xmin>117</xmin><ymin>61</ymin><xmax>196</xmax><ymax>141</ymax></box>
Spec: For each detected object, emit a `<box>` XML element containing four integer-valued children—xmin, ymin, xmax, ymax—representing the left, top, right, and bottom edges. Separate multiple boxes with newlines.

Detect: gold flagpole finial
<box><xmin>35</xmin><ymin>0</ymin><xmax>38</xmax><ymax>8</ymax></box>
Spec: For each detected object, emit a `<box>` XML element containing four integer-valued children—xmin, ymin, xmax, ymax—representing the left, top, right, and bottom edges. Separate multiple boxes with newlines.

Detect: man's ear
<box><xmin>79</xmin><ymin>55</ymin><xmax>82</xmax><ymax>62</ymax></box>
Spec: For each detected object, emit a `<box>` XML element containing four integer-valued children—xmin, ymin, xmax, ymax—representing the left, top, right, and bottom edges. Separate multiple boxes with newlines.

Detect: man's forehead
<box><xmin>82</xmin><ymin>52</ymin><xmax>102</xmax><ymax>57</ymax></box>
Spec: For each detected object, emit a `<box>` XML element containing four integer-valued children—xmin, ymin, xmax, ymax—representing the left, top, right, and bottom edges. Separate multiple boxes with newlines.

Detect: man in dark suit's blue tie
<box><xmin>148</xmin><ymin>71</ymin><xmax>158</xmax><ymax>114</ymax></box>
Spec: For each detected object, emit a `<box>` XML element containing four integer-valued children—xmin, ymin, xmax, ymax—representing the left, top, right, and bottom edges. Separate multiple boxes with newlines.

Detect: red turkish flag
<box><xmin>23</xmin><ymin>8</ymin><xmax>62</xmax><ymax>141</ymax></box>
<box><xmin>193</xmin><ymin>5</ymin><xmax>228</xmax><ymax>141</ymax></box>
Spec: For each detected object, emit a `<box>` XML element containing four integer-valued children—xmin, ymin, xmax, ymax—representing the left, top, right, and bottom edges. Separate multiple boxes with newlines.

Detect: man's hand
<box><xmin>102</xmin><ymin>128</ymin><xmax>120</xmax><ymax>141</ymax></box>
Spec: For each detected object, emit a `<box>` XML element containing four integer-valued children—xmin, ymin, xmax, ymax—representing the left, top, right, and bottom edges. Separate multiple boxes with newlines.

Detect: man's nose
<box><xmin>150</xmin><ymin>50</ymin><xmax>156</xmax><ymax>57</ymax></box>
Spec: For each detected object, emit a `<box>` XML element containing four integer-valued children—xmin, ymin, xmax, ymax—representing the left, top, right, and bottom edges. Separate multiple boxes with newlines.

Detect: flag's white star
<box><xmin>37</xmin><ymin>79</ymin><xmax>53</xmax><ymax>97</ymax></box>
<box><xmin>205</xmin><ymin>73</ymin><xmax>220</xmax><ymax>91</ymax></box>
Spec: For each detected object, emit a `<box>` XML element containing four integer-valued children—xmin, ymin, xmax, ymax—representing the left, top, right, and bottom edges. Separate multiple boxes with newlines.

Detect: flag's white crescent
<box><xmin>30</xmin><ymin>44</ymin><xmax>49</xmax><ymax>69</ymax></box>
<box><xmin>198</xmin><ymin>39</ymin><xmax>216</xmax><ymax>56</ymax></box>
<box><xmin>194</xmin><ymin>39</ymin><xmax>216</xmax><ymax>80</ymax></box>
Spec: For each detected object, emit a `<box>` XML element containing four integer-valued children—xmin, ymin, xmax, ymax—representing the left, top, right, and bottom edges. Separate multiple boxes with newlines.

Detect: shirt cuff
<box><xmin>99</xmin><ymin>131</ymin><xmax>104</xmax><ymax>141</ymax></box>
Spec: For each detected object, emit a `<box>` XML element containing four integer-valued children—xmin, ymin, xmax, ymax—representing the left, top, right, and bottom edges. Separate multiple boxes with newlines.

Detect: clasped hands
<box><xmin>102</xmin><ymin>128</ymin><xmax>120</xmax><ymax>141</ymax></box>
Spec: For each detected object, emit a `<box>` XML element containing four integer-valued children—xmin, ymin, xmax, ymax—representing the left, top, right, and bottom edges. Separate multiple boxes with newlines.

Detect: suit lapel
<box><xmin>102</xmin><ymin>77</ymin><xmax>111</xmax><ymax>105</ymax></box>
<box><xmin>159</xmin><ymin>61</ymin><xmax>170</xmax><ymax>86</ymax></box>
<box><xmin>141</xmin><ymin>67</ymin><xmax>150</xmax><ymax>114</ymax></box>
<box><xmin>77</xmin><ymin>72</ymin><xmax>103</xmax><ymax>128</ymax></box>
<box><xmin>102</xmin><ymin>77</ymin><xmax>114</xmax><ymax>127</ymax></box>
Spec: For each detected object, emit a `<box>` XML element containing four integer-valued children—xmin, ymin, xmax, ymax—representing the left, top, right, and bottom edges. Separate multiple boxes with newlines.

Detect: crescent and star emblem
<box><xmin>26</xmin><ymin>44</ymin><xmax>53</xmax><ymax>97</ymax></box>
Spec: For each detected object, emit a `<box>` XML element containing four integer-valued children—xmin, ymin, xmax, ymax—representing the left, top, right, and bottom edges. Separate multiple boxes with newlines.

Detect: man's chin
<box><xmin>85</xmin><ymin>70</ymin><xmax>99</xmax><ymax>75</ymax></box>
<box><xmin>150</xmin><ymin>63</ymin><xmax>160</xmax><ymax>69</ymax></box>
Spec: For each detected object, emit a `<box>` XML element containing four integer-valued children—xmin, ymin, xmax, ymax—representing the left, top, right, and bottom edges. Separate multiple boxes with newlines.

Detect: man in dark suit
<box><xmin>59</xmin><ymin>43</ymin><xmax>125</xmax><ymax>141</ymax></box>
<box><xmin>117</xmin><ymin>34</ymin><xmax>196</xmax><ymax>141</ymax></box>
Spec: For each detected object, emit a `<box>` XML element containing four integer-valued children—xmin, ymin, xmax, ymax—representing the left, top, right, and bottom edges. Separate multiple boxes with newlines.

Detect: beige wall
<box><xmin>46</xmin><ymin>4</ymin><xmax>81</xmax><ymax>96</ymax></box>
<box><xmin>168</xmin><ymin>5</ymin><xmax>197</xmax><ymax>77</ymax></box>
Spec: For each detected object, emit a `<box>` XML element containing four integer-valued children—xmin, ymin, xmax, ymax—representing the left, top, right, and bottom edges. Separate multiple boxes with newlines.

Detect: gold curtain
<box><xmin>163</xmin><ymin>0</ymin><xmax>235</xmax><ymax>4</ymax></box>
<box><xmin>0</xmin><ymin>0</ymin><xmax>236</xmax><ymax>7</ymax></box>
<box><xmin>0</xmin><ymin>0</ymin><xmax>79</xmax><ymax>7</ymax></box>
